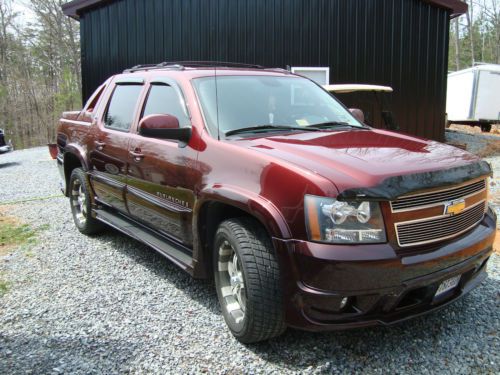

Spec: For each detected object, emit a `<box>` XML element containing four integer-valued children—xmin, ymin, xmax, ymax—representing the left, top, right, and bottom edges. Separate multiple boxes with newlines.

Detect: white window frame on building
<box><xmin>291</xmin><ymin>67</ymin><xmax>330</xmax><ymax>85</ymax></box>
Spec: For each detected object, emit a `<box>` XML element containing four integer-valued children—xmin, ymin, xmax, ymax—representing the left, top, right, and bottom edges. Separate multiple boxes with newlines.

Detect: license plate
<box><xmin>435</xmin><ymin>275</ymin><xmax>461</xmax><ymax>298</ymax></box>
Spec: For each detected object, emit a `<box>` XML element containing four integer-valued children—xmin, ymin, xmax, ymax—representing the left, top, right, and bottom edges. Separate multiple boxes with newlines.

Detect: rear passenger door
<box><xmin>88</xmin><ymin>78</ymin><xmax>144</xmax><ymax>213</ymax></box>
<box><xmin>126</xmin><ymin>78</ymin><xmax>199</xmax><ymax>246</ymax></box>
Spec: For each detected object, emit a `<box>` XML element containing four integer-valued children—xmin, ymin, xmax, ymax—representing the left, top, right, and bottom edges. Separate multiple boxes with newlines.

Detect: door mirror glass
<box><xmin>139</xmin><ymin>114</ymin><xmax>191</xmax><ymax>146</ymax></box>
<box><xmin>349</xmin><ymin>108</ymin><xmax>365</xmax><ymax>124</ymax></box>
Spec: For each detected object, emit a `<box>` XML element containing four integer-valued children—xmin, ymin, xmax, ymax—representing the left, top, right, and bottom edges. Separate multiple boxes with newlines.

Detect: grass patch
<box><xmin>0</xmin><ymin>220</ymin><xmax>37</xmax><ymax>254</ymax></box>
<box><xmin>0</xmin><ymin>211</ymin><xmax>37</xmax><ymax>255</ymax></box>
<box><xmin>0</xmin><ymin>210</ymin><xmax>43</xmax><ymax>296</ymax></box>
<box><xmin>0</xmin><ymin>279</ymin><xmax>9</xmax><ymax>296</ymax></box>
<box><xmin>0</xmin><ymin>208</ymin><xmax>49</xmax><ymax>297</ymax></box>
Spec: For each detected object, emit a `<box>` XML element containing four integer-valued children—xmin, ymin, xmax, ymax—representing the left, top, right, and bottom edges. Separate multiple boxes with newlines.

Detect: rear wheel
<box><xmin>69</xmin><ymin>168</ymin><xmax>104</xmax><ymax>235</ymax></box>
<box><xmin>213</xmin><ymin>217</ymin><xmax>285</xmax><ymax>343</ymax></box>
<box><xmin>480</xmin><ymin>122</ymin><xmax>492</xmax><ymax>133</ymax></box>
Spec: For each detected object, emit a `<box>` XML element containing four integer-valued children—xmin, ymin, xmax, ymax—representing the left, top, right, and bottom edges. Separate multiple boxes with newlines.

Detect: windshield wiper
<box><xmin>306</xmin><ymin>121</ymin><xmax>368</xmax><ymax>129</ymax></box>
<box><xmin>225</xmin><ymin>124</ymin><xmax>321</xmax><ymax>137</ymax></box>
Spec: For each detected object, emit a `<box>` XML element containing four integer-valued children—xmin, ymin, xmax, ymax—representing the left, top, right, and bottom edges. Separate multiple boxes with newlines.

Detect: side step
<box><xmin>94</xmin><ymin>208</ymin><xmax>193</xmax><ymax>274</ymax></box>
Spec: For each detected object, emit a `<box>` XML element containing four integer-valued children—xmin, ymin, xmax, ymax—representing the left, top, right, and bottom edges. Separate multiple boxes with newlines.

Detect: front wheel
<box><xmin>213</xmin><ymin>218</ymin><xmax>285</xmax><ymax>343</ymax></box>
<box><xmin>69</xmin><ymin>168</ymin><xmax>104</xmax><ymax>235</ymax></box>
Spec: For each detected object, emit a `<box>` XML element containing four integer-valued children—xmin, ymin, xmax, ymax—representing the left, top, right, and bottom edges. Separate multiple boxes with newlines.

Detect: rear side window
<box><xmin>142</xmin><ymin>84</ymin><xmax>190</xmax><ymax>127</ymax></box>
<box><xmin>104</xmin><ymin>85</ymin><xmax>143</xmax><ymax>131</ymax></box>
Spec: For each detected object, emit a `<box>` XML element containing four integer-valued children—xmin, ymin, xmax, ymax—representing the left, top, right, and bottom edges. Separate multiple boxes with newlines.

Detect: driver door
<box><xmin>125</xmin><ymin>79</ymin><xmax>198</xmax><ymax>246</ymax></box>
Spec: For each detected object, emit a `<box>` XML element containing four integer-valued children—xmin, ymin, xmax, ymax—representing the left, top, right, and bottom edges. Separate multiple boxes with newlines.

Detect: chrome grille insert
<box><xmin>395</xmin><ymin>201</ymin><xmax>486</xmax><ymax>247</ymax></box>
<box><xmin>391</xmin><ymin>179</ymin><xmax>486</xmax><ymax>212</ymax></box>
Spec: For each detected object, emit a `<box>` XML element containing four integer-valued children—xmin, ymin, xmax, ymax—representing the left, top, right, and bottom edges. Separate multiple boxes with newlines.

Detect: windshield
<box><xmin>193</xmin><ymin>75</ymin><xmax>362</xmax><ymax>137</ymax></box>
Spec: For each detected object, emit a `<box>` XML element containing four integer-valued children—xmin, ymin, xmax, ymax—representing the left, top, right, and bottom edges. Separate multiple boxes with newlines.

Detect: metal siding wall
<box><xmin>79</xmin><ymin>0</ymin><xmax>450</xmax><ymax>140</ymax></box>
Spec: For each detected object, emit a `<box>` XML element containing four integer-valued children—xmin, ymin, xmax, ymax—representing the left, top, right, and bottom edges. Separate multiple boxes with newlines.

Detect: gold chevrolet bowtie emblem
<box><xmin>444</xmin><ymin>199</ymin><xmax>466</xmax><ymax>216</ymax></box>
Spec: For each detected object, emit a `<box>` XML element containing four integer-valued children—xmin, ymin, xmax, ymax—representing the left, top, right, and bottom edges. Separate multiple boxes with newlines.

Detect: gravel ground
<box><xmin>484</xmin><ymin>155</ymin><xmax>500</xmax><ymax>228</ymax></box>
<box><xmin>446</xmin><ymin>129</ymin><xmax>500</xmax><ymax>226</ymax></box>
<box><xmin>0</xmin><ymin>147</ymin><xmax>499</xmax><ymax>374</ymax></box>
<box><xmin>445</xmin><ymin>128</ymin><xmax>500</xmax><ymax>156</ymax></box>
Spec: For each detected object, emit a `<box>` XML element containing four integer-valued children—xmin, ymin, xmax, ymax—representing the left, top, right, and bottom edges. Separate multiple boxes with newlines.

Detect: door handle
<box><xmin>129</xmin><ymin>150</ymin><xmax>144</xmax><ymax>161</ymax></box>
<box><xmin>95</xmin><ymin>140</ymin><xmax>106</xmax><ymax>151</ymax></box>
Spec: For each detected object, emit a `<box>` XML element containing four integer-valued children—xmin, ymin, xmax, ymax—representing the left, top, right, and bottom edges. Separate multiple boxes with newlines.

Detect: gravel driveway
<box><xmin>1</xmin><ymin>147</ymin><xmax>499</xmax><ymax>374</ymax></box>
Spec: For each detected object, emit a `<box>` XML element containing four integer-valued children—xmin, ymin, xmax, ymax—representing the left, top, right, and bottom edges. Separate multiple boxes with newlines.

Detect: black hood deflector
<box><xmin>337</xmin><ymin>161</ymin><xmax>492</xmax><ymax>201</ymax></box>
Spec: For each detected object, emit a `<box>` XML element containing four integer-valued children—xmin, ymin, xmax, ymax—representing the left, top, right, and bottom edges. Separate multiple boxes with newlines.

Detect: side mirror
<box><xmin>381</xmin><ymin>110</ymin><xmax>399</xmax><ymax>131</ymax></box>
<box><xmin>139</xmin><ymin>114</ymin><xmax>191</xmax><ymax>146</ymax></box>
<box><xmin>349</xmin><ymin>108</ymin><xmax>365</xmax><ymax>124</ymax></box>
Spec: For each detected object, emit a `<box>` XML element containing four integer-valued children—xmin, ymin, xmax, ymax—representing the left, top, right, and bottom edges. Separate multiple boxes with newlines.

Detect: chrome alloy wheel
<box><xmin>218</xmin><ymin>240</ymin><xmax>246</xmax><ymax>326</ymax></box>
<box><xmin>71</xmin><ymin>179</ymin><xmax>87</xmax><ymax>225</ymax></box>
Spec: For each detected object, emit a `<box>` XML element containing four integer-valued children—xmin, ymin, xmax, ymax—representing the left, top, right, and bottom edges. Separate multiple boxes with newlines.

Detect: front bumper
<box><xmin>274</xmin><ymin>209</ymin><xmax>496</xmax><ymax>331</ymax></box>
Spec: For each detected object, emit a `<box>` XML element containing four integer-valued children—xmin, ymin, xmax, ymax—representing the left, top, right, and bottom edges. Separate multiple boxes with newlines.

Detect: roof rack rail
<box><xmin>123</xmin><ymin>62</ymin><xmax>171</xmax><ymax>73</ymax></box>
<box><xmin>123</xmin><ymin>61</ymin><xmax>266</xmax><ymax>73</ymax></box>
<box><xmin>173</xmin><ymin>61</ymin><xmax>265</xmax><ymax>69</ymax></box>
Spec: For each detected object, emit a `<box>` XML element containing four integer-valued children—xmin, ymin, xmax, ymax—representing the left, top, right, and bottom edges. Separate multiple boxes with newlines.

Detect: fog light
<box><xmin>340</xmin><ymin>297</ymin><xmax>348</xmax><ymax>309</ymax></box>
<box><xmin>325</xmin><ymin>229</ymin><xmax>384</xmax><ymax>243</ymax></box>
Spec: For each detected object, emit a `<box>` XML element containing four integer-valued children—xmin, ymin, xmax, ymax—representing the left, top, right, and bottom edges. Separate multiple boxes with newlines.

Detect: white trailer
<box><xmin>446</xmin><ymin>64</ymin><xmax>500</xmax><ymax>131</ymax></box>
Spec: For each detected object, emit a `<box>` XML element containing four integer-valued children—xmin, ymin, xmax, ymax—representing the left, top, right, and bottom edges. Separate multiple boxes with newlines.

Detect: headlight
<box><xmin>304</xmin><ymin>195</ymin><xmax>387</xmax><ymax>244</ymax></box>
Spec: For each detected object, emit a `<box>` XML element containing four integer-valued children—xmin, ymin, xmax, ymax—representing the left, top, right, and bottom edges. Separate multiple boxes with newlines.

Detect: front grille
<box><xmin>391</xmin><ymin>179</ymin><xmax>486</xmax><ymax>211</ymax></box>
<box><xmin>395</xmin><ymin>201</ymin><xmax>486</xmax><ymax>247</ymax></box>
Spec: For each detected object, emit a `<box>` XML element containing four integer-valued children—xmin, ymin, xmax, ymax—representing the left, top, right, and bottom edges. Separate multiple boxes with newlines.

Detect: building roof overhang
<box><xmin>422</xmin><ymin>0</ymin><xmax>468</xmax><ymax>18</ymax></box>
<box><xmin>62</xmin><ymin>0</ymin><xmax>467</xmax><ymax>20</ymax></box>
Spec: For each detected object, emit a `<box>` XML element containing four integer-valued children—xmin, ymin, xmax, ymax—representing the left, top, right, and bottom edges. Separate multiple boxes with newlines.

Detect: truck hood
<box><xmin>234</xmin><ymin>128</ymin><xmax>480</xmax><ymax>194</ymax></box>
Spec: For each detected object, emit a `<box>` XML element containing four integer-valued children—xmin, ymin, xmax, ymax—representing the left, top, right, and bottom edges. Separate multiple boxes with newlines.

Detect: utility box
<box><xmin>447</xmin><ymin>64</ymin><xmax>500</xmax><ymax>130</ymax></box>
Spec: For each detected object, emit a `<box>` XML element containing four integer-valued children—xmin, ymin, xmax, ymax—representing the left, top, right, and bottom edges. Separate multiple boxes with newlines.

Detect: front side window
<box><xmin>104</xmin><ymin>84</ymin><xmax>143</xmax><ymax>131</ymax></box>
<box><xmin>193</xmin><ymin>75</ymin><xmax>362</xmax><ymax>136</ymax></box>
<box><xmin>142</xmin><ymin>84</ymin><xmax>190</xmax><ymax>127</ymax></box>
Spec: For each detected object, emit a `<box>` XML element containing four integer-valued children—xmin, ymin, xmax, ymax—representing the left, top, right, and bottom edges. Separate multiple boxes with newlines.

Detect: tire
<box><xmin>69</xmin><ymin>168</ymin><xmax>104</xmax><ymax>235</ymax></box>
<box><xmin>213</xmin><ymin>217</ymin><xmax>286</xmax><ymax>343</ymax></box>
<box><xmin>480</xmin><ymin>123</ymin><xmax>492</xmax><ymax>133</ymax></box>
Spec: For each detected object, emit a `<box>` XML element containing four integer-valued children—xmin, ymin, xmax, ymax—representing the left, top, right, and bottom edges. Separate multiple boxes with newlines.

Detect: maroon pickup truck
<box><xmin>54</xmin><ymin>62</ymin><xmax>496</xmax><ymax>343</ymax></box>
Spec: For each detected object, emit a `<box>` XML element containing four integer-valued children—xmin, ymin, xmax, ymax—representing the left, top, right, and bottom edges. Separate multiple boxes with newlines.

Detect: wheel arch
<box><xmin>62</xmin><ymin>144</ymin><xmax>89</xmax><ymax>197</ymax></box>
<box><xmin>192</xmin><ymin>186</ymin><xmax>291</xmax><ymax>278</ymax></box>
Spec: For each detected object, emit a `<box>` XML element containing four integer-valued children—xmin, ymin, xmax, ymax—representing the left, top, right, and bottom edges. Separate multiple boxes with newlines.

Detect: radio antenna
<box><xmin>215</xmin><ymin>64</ymin><xmax>220</xmax><ymax>140</ymax></box>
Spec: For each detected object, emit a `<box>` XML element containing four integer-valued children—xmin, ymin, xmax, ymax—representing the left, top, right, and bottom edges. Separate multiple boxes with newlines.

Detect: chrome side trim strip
<box><xmin>91</xmin><ymin>172</ymin><xmax>126</xmax><ymax>190</ymax></box>
<box><xmin>126</xmin><ymin>185</ymin><xmax>192</xmax><ymax>213</ymax></box>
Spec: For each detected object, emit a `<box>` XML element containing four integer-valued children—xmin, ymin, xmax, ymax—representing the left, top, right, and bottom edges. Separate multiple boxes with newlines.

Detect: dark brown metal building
<box><xmin>62</xmin><ymin>0</ymin><xmax>466</xmax><ymax>141</ymax></box>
